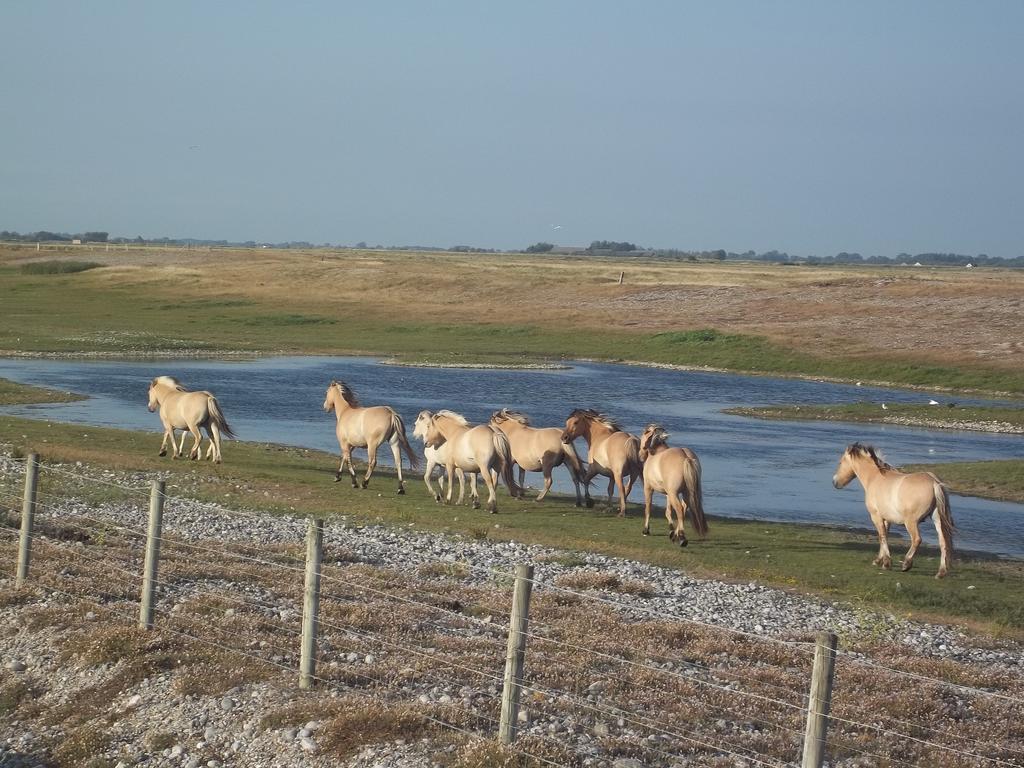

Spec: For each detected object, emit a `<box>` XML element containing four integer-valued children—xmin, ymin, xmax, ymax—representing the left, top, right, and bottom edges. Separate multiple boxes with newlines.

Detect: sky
<box><xmin>1</xmin><ymin>2</ymin><xmax>1022</xmax><ymax>256</ymax></box>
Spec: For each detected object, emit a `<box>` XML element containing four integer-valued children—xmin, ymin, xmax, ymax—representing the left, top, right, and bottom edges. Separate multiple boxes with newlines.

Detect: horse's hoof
<box><xmin>901</xmin><ymin>562</ymin><xmax>913</xmax><ymax>572</ymax></box>
<box><xmin>361</xmin><ymin>481</ymin><xmax>369</xmax><ymax>489</ymax></box>
<box><xmin>585</xmin><ymin>499</ymin><xmax>594</xmax><ymax>509</ymax></box>
<box><xmin>472</xmin><ymin>501</ymin><xmax>480</xmax><ymax>510</ymax></box>
<box><xmin>679</xmin><ymin>539</ymin><xmax>688</xmax><ymax>548</ymax></box>
<box><xmin>935</xmin><ymin>570</ymin><xmax>947</xmax><ymax>579</ymax></box>
<box><xmin>642</xmin><ymin>528</ymin><xmax>649</xmax><ymax>536</ymax></box>
<box><xmin>434</xmin><ymin>494</ymin><xmax>442</xmax><ymax>503</ymax></box>
<box><xmin>397</xmin><ymin>487</ymin><xmax>405</xmax><ymax>495</ymax></box>
<box><xmin>617</xmin><ymin>512</ymin><xmax>626</xmax><ymax>519</ymax></box>
<box><xmin>158</xmin><ymin>450</ymin><xmax>166</xmax><ymax>457</ymax></box>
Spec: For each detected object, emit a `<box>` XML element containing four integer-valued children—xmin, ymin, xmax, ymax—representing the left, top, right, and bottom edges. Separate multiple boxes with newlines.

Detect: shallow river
<box><xmin>0</xmin><ymin>357</ymin><xmax>1021</xmax><ymax>557</ymax></box>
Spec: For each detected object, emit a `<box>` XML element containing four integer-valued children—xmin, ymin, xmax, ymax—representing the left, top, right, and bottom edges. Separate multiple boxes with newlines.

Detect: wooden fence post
<box><xmin>299</xmin><ymin>517</ymin><xmax>324</xmax><ymax>690</ymax></box>
<box><xmin>499</xmin><ymin>564</ymin><xmax>534</xmax><ymax>744</ymax></box>
<box><xmin>138</xmin><ymin>480</ymin><xmax>166</xmax><ymax>629</ymax></box>
<box><xmin>801</xmin><ymin>631</ymin><xmax>838</xmax><ymax>768</ymax></box>
<box><xmin>15</xmin><ymin>453</ymin><xmax>40</xmax><ymax>587</ymax></box>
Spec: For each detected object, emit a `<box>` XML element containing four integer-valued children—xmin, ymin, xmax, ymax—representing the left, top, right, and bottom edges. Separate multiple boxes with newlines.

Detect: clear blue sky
<box><xmin>2</xmin><ymin>2</ymin><xmax>1021</xmax><ymax>256</ymax></box>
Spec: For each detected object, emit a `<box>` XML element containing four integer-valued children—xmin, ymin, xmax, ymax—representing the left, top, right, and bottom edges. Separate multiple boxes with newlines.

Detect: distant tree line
<box><xmin>1</xmin><ymin>230</ymin><xmax>109</xmax><ymax>242</ymax></box>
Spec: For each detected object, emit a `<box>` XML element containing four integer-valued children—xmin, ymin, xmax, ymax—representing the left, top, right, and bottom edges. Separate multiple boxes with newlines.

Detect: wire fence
<box><xmin>2</xmin><ymin>454</ymin><xmax>1022</xmax><ymax>767</ymax></box>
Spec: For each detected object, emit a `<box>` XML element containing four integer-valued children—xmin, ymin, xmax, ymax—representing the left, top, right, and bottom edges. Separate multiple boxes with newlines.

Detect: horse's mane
<box><xmin>331</xmin><ymin>380</ymin><xmax>360</xmax><ymax>407</ymax></box>
<box><xmin>152</xmin><ymin>375</ymin><xmax>184</xmax><ymax>391</ymax></box>
<box><xmin>643</xmin><ymin>423</ymin><xmax>670</xmax><ymax>448</ymax></box>
<box><xmin>492</xmin><ymin>408</ymin><xmax>530</xmax><ymax>425</ymax></box>
<box><xmin>847</xmin><ymin>442</ymin><xmax>893</xmax><ymax>470</ymax></box>
<box><xmin>568</xmin><ymin>408</ymin><xmax>622</xmax><ymax>432</ymax></box>
<box><xmin>434</xmin><ymin>409</ymin><xmax>469</xmax><ymax>426</ymax></box>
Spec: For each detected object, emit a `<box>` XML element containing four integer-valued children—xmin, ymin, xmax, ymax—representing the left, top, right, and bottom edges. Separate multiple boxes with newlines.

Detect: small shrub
<box><xmin>452</xmin><ymin>740</ymin><xmax>525</xmax><ymax>768</ymax></box>
<box><xmin>52</xmin><ymin>724</ymin><xmax>110</xmax><ymax>767</ymax></box>
<box><xmin>20</xmin><ymin>260</ymin><xmax>102</xmax><ymax>275</ymax></box>
<box><xmin>146</xmin><ymin>732</ymin><xmax>177</xmax><ymax>751</ymax></box>
<box><xmin>0</xmin><ymin>678</ymin><xmax>32</xmax><ymax>716</ymax></box>
<box><xmin>418</xmin><ymin>561</ymin><xmax>470</xmax><ymax>580</ymax></box>
<box><xmin>319</xmin><ymin>699</ymin><xmax>429</xmax><ymax>758</ymax></box>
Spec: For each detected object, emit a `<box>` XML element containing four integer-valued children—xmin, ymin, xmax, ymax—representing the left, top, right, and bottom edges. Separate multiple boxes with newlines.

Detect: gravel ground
<box><xmin>2</xmin><ymin>456</ymin><xmax>1022</xmax><ymax>767</ymax></box>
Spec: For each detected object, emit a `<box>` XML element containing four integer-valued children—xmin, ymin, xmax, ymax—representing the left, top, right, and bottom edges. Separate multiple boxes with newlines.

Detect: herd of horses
<box><xmin>147</xmin><ymin>375</ymin><xmax>955</xmax><ymax>577</ymax></box>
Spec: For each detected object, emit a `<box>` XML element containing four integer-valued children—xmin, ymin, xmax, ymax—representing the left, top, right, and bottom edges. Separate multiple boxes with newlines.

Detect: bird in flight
<box><xmin>551</xmin><ymin>224</ymin><xmax>562</xmax><ymax>230</ymax></box>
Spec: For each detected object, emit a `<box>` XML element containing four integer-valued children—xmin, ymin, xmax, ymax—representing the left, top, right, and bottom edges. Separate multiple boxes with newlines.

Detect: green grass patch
<box><xmin>0</xmin><ymin>377</ymin><xmax>86</xmax><ymax>406</ymax></box>
<box><xmin>240</xmin><ymin>313</ymin><xmax>337</xmax><ymax>327</ymax></box>
<box><xmin>19</xmin><ymin>260</ymin><xmax>103</xmax><ymax>275</ymax></box>
<box><xmin>3</xmin><ymin>263</ymin><xmax>1024</xmax><ymax>393</ymax></box>
<box><xmin>725</xmin><ymin>402</ymin><xmax>1024</xmax><ymax>431</ymax></box>
<box><xmin>902</xmin><ymin>459</ymin><xmax>1024</xmax><ymax>504</ymax></box>
<box><xmin>2</xmin><ymin>414</ymin><xmax>1022</xmax><ymax>636</ymax></box>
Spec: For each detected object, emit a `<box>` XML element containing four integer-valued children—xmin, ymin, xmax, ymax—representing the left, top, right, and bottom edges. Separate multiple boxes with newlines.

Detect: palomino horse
<box><xmin>560</xmin><ymin>409</ymin><xmax>642</xmax><ymax>515</ymax></box>
<box><xmin>413</xmin><ymin>410</ymin><xmax>472</xmax><ymax>504</ymax></box>
<box><xmin>638</xmin><ymin>424</ymin><xmax>708</xmax><ymax>546</ymax></box>
<box><xmin>833</xmin><ymin>443</ymin><xmax>953</xmax><ymax>578</ymax></box>
<box><xmin>322</xmin><ymin>381</ymin><xmax>419</xmax><ymax>494</ymax></box>
<box><xmin>490</xmin><ymin>409</ymin><xmax>586</xmax><ymax>505</ymax></box>
<box><xmin>421</xmin><ymin>410</ymin><xmax>519</xmax><ymax>513</ymax></box>
<box><xmin>147</xmin><ymin>376</ymin><xmax>235</xmax><ymax>463</ymax></box>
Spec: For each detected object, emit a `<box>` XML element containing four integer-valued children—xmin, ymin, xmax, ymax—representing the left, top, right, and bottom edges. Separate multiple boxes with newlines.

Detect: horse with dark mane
<box><xmin>833</xmin><ymin>442</ymin><xmax>953</xmax><ymax>578</ymax></box>
<box><xmin>560</xmin><ymin>408</ymin><xmax>642</xmax><ymax>515</ymax></box>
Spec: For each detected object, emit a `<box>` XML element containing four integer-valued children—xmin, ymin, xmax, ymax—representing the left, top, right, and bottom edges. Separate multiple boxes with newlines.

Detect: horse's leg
<box><xmin>176</xmin><ymin>429</ymin><xmax>188</xmax><ymax>458</ymax></box>
<box><xmin>623</xmin><ymin>472</ymin><xmax>637</xmax><ymax>501</ymax></box>
<box><xmin>158</xmin><ymin>425</ymin><xmax>172</xmax><ymax>457</ymax></box>
<box><xmin>423</xmin><ymin>458</ymin><xmax>441</xmax><ymax>502</ymax></box>
<box><xmin>444</xmin><ymin>462</ymin><xmax>456</xmax><ymax>504</ymax></box>
<box><xmin>670</xmin><ymin>493</ymin><xmax>689</xmax><ymax>547</ymax></box>
<box><xmin>457</xmin><ymin>471</ymin><xmax>468</xmax><ymax>505</ymax></box>
<box><xmin>345</xmin><ymin>446</ymin><xmax>359</xmax><ymax>488</ymax></box>
<box><xmin>871</xmin><ymin>514</ymin><xmax>892</xmax><ymax>569</ymax></box>
<box><xmin>518</xmin><ymin>466</ymin><xmax>526</xmax><ymax>490</ymax></box>
<box><xmin>536</xmin><ymin>457</ymin><xmax>556</xmax><ymax>502</ymax></box>
<box><xmin>360</xmin><ymin>439</ymin><xmax>381</xmax><ymax>489</ymax></box>
<box><xmin>642</xmin><ymin>485</ymin><xmax>653</xmax><ymax>536</ymax></box>
<box><xmin>613</xmin><ymin>471</ymin><xmax>628</xmax><ymax>517</ymax></box>
<box><xmin>901</xmin><ymin>519</ymin><xmax>922</xmax><ymax>572</ymax></box>
<box><xmin>606</xmin><ymin>476</ymin><xmax>615</xmax><ymax>503</ymax></box>
<box><xmin>581</xmin><ymin>465</ymin><xmax>595</xmax><ymax>508</ymax></box>
<box><xmin>932</xmin><ymin>512</ymin><xmax>950</xmax><ymax>579</ymax></box>
<box><xmin>389</xmin><ymin>435</ymin><xmax>405</xmax><ymax>494</ymax></box>
<box><xmin>207</xmin><ymin>422</ymin><xmax>222</xmax><ymax>463</ymax></box>
<box><xmin>483</xmin><ymin>464</ymin><xmax>499</xmax><ymax>513</ymax></box>
<box><xmin>470</xmin><ymin>471</ymin><xmax>482</xmax><ymax>510</ymax></box>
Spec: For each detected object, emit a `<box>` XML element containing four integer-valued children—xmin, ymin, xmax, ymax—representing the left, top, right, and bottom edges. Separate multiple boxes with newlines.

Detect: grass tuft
<box><xmin>19</xmin><ymin>260</ymin><xmax>102</xmax><ymax>275</ymax></box>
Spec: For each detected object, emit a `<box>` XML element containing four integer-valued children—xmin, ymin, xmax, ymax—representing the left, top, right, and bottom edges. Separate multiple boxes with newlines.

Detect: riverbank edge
<box><xmin>4</xmin><ymin>348</ymin><xmax>1024</xmax><ymax>400</ymax></box>
<box><xmin>723</xmin><ymin>405</ymin><xmax>1024</xmax><ymax>435</ymax></box>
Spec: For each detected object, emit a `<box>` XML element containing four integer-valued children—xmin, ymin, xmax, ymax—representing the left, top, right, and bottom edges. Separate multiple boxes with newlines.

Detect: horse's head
<box><xmin>832</xmin><ymin>445</ymin><xmax>859</xmax><ymax>488</ymax></box>
<box><xmin>639</xmin><ymin>423</ymin><xmax>669</xmax><ymax>460</ymax></box>
<box><xmin>147</xmin><ymin>379</ymin><xmax>159</xmax><ymax>412</ymax></box>
<box><xmin>834</xmin><ymin>442</ymin><xmax>888</xmax><ymax>488</ymax></box>
<box><xmin>561</xmin><ymin>410</ymin><xmax>589</xmax><ymax>444</ymax></box>
<box><xmin>322</xmin><ymin>383</ymin><xmax>337</xmax><ymax>413</ymax></box>
<box><xmin>413</xmin><ymin>410</ymin><xmax>433</xmax><ymax>441</ymax></box>
<box><xmin>424</xmin><ymin>414</ymin><xmax>448</xmax><ymax>449</ymax></box>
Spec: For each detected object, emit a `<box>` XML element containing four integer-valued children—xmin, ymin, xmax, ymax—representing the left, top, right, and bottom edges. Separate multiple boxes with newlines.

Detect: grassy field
<box><xmin>3</xmin><ymin>414</ymin><xmax>1022</xmax><ymax>637</ymax></box>
<box><xmin>725</xmin><ymin>402</ymin><xmax>1024</xmax><ymax>431</ymax></box>
<box><xmin>2</xmin><ymin>244</ymin><xmax>1024</xmax><ymax>394</ymax></box>
<box><xmin>0</xmin><ymin>377</ymin><xmax>86</xmax><ymax>406</ymax></box>
<box><xmin>903</xmin><ymin>459</ymin><xmax>1024</xmax><ymax>504</ymax></box>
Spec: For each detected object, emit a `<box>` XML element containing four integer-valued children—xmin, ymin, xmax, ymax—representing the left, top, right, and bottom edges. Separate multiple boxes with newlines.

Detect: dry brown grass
<box><xmin>4</xmin><ymin>244</ymin><xmax>1022</xmax><ymax>374</ymax></box>
<box><xmin>2</xmin><ymin>523</ymin><xmax>1023</xmax><ymax>767</ymax></box>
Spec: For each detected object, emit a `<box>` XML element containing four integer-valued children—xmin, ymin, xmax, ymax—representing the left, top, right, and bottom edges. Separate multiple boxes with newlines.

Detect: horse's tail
<box><xmin>207</xmin><ymin>396</ymin><xmax>236</xmax><ymax>439</ymax></box>
<box><xmin>681</xmin><ymin>457</ymin><xmax>708</xmax><ymax>539</ymax></box>
<box><xmin>561</xmin><ymin>440</ymin><xmax>585</xmax><ymax>483</ymax></box>
<box><xmin>625</xmin><ymin>435</ymin><xmax>643</xmax><ymax>478</ymax></box>
<box><xmin>491</xmin><ymin>427</ymin><xmax>521</xmax><ymax>497</ymax></box>
<box><xmin>389</xmin><ymin>410</ymin><xmax>420</xmax><ymax>471</ymax></box>
<box><xmin>930</xmin><ymin>474</ymin><xmax>954</xmax><ymax>561</ymax></box>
